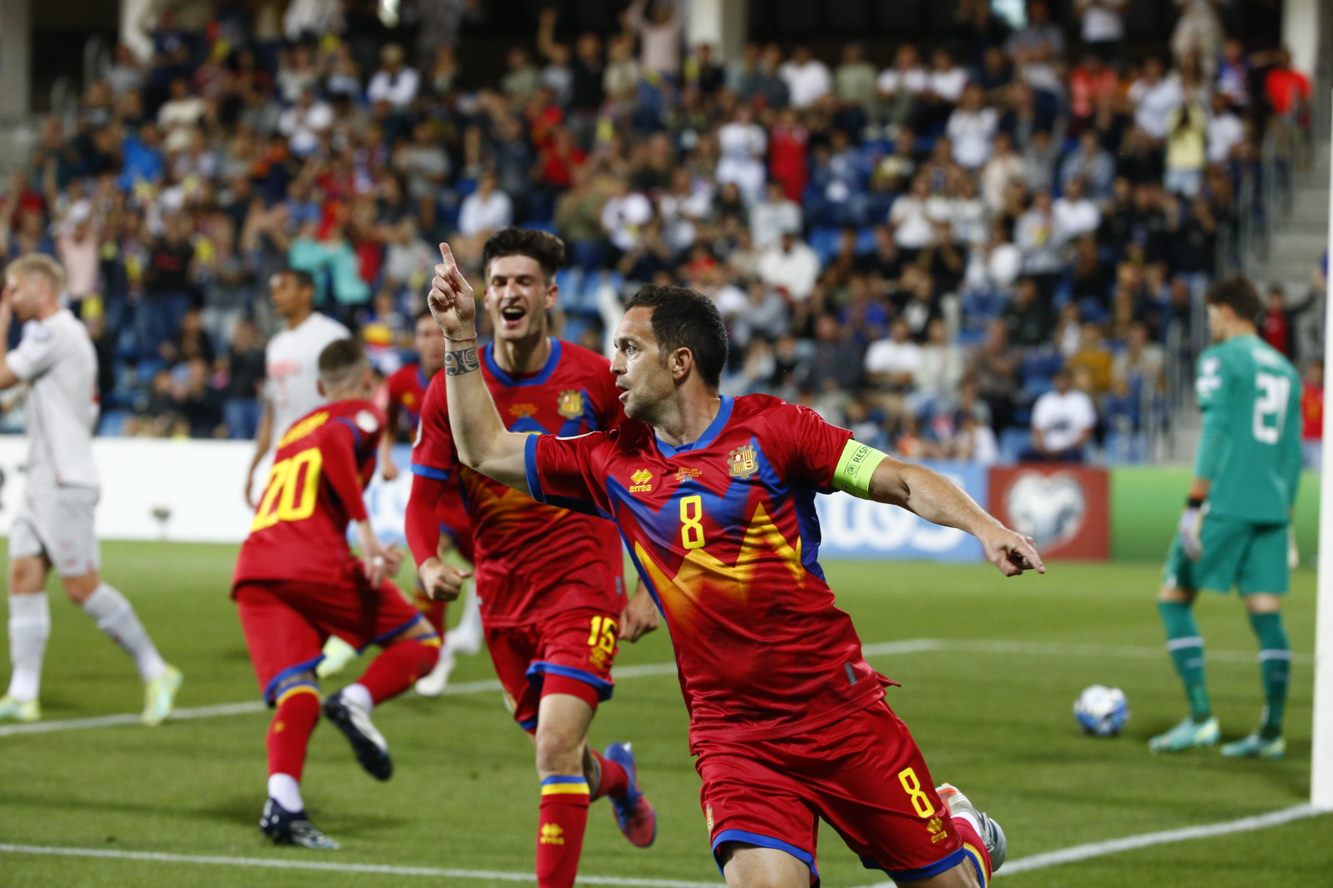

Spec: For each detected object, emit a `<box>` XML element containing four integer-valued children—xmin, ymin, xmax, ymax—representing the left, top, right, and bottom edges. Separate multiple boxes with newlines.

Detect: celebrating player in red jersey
<box><xmin>381</xmin><ymin>310</ymin><xmax>481</xmax><ymax>695</ymax></box>
<box><xmin>429</xmin><ymin>248</ymin><xmax>1046</xmax><ymax>888</ymax></box>
<box><xmin>233</xmin><ymin>338</ymin><xmax>440</xmax><ymax>850</ymax></box>
<box><xmin>407</xmin><ymin>230</ymin><xmax>657</xmax><ymax>888</ymax></box>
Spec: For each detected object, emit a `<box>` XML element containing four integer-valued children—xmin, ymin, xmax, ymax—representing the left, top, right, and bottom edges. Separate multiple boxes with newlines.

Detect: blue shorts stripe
<box><xmin>884</xmin><ymin>846</ymin><xmax>968</xmax><ymax>881</ymax></box>
<box><xmin>370</xmin><ymin>613</ymin><xmax>433</xmax><ymax>648</ymax></box>
<box><xmin>263</xmin><ymin>655</ymin><xmax>324</xmax><ymax>705</ymax></box>
<box><xmin>711</xmin><ymin>829</ymin><xmax>819</xmax><ymax>882</ymax></box>
<box><xmin>525</xmin><ymin>661</ymin><xmax>614</xmax><ymax>701</ymax></box>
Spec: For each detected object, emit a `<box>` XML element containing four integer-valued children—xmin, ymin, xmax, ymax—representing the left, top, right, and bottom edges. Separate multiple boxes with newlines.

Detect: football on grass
<box><xmin>1074</xmin><ymin>684</ymin><xmax>1130</xmax><ymax>737</ymax></box>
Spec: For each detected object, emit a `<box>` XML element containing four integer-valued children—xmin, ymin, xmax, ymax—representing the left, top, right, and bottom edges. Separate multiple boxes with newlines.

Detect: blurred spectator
<box><xmin>1163</xmin><ymin>99</ymin><xmax>1208</xmax><ymax>197</ymax></box>
<box><xmin>750</xmin><ymin>181</ymin><xmax>801</xmax><ymax>250</ymax></box>
<box><xmin>1206</xmin><ymin>93</ymin><xmax>1246</xmax><ymax>164</ymax></box>
<box><xmin>1053</xmin><ymin>178</ymin><xmax>1102</xmax><ymax>244</ymax></box>
<box><xmin>224</xmin><ymin>318</ymin><xmax>265</xmax><ymax>440</ymax></box>
<box><xmin>626</xmin><ymin>0</ymin><xmax>683</xmax><ymax>81</ymax></box>
<box><xmin>948</xmin><ymin>84</ymin><xmax>999</xmax><ymax>171</ymax></box>
<box><xmin>1067</xmin><ymin>323</ymin><xmax>1114</xmax><ymax>396</ymax></box>
<box><xmin>801</xmin><ymin>314</ymin><xmax>864</xmax><ymax>396</ymax></box>
<box><xmin>1129</xmin><ymin>58</ymin><xmax>1183</xmax><ymax>140</ymax></box>
<box><xmin>780</xmin><ymin>46</ymin><xmax>832</xmax><ymax>110</ymax></box>
<box><xmin>758</xmin><ymin>231</ymin><xmax>820</xmax><ymax>303</ymax></box>
<box><xmin>455</xmin><ymin>172</ymin><xmax>514</xmax><ymax>268</ymax></box>
<box><xmin>1003</xmin><ymin>276</ymin><xmax>1054</xmax><ymax>347</ymax></box>
<box><xmin>367</xmin><ymin>44</ymin><xmax>420</xmax><ymax>110</ymax></box>
<box><xmin>1259</xmin><ymin>283</ymin><xmax>1318</xmax><ymax>363</ymax></box>
<box><xmin>1172</xmin><ymin>0</ymin><xmax>1225</xmax><ymax>76</ymax></box>
<box><xmin>1060</xmin><ymin>131</ymin><xmax>1115</xmax><ymax>199</ymax></box>
<box><xmin>1076</xmin><ymin>0</ymin><xmax>1128</xmax><ymax>60</ymax></box>
<box><xmin>1301</xmin><ymin>359</ymin><xmax>1323</xmax><ymax>470</ymax></box>
<box><xmin>864</xmin><ymin>319</ymin><xmax>921</xmax><ymax>420</ymax></box>
<box><xmin>834</xmin><ymin>43</ymin><xmax>877</xmax><ymax>111</ymax></box>
<box><xmin>1023</xmin><ymin>368</ymin><xmax>1096</xmax><ymax>462</ymax></box>
<box><xmin>1006</xmin><ymin>1</ymin><xmax>1065</xmax><ymax>60</ymax></box>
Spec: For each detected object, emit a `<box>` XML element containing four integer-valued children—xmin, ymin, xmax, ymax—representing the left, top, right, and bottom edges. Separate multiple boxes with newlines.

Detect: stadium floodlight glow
<box><xmin>1314</xmin><ymin>89</ymin><xmax>1333</xmax><ymax>812</ymax></box>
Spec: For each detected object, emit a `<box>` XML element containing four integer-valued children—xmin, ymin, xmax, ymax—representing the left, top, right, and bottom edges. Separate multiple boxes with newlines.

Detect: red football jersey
<box><xmin>234</xmin><ymin>399</ymin><xmax>385</xmax><ymax>591</ymax></box>
<box><xmin>386</xmin><ymin>362</ymin><xmax>431</xmax><ymax>436</ymax></box>
<box><xmin>412</xmin><ymin>339</ymin><xmax>626</xmax><ymax>627</ymax></box>
<box><xmin>527</xmin><ymin>394</ymin><xmax>885</xmax><ymax>748</ymax></box>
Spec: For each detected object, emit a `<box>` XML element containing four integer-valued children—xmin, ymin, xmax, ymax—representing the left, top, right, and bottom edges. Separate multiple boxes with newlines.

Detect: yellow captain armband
<box><xmin>832</xmin><ymin>440</ymin><xmax>889</xmax><ymax>498</ymax></box>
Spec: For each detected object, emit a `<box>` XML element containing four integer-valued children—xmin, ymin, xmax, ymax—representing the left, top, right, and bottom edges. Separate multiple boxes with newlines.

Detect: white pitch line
<box><xmin>0</xmin><ymin>843</ymin><xmax>716</xmax><ymax>887</ymax></box>
<box><xmin>0</xmin><ymin>637</ymin><xmax>1309</xmax><ymax>739</ymax></box>
<box><xmin>851</xmin><ymin>804</ymin><xmax>1327</xmax><ymax>887</ymax></box>
<box><xmin>997</xmin><ymin>803</ymin><xmax>1326</xmax><ymax>877</ymax></box>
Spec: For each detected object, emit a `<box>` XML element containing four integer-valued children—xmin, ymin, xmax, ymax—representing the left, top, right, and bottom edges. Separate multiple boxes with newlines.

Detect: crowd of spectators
<box><xmin>0</xmin><ymin>0</ymin><xmax>1318</xmax><ymax>463</ymax></box>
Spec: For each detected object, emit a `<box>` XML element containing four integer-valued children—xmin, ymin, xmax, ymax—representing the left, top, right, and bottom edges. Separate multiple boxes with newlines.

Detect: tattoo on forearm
<box><xmin>444</xmin><ymin>347</ymin><xmax>480</xmax><ymax>376</ymax></box>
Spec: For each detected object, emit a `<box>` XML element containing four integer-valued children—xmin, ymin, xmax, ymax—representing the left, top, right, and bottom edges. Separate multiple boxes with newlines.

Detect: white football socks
<box><xmin>81</xmin><ymin>584</ymin><xmax>167</xmax><ymax>681</ymax></box>
<box><xmin>7</xmin><ymin>593</ymin><xmax>51</xmax><ymax>701</ymax></box>
<box><xmin>268</xmin><ymin>773</ymin><xmax>304</xmax><ymax>812</ymax></box>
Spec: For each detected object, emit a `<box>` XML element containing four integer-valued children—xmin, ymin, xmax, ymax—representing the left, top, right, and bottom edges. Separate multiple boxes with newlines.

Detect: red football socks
<box><xmin>268</xmin><ymin>688</ymin><xmax>320</xmax><ymax>780</ymax></box>
<box><xmin>358</xmin><ymin>639</ymin><xmax>439</xmax><ymax>704</ymax></box>
<box><xmin>421</xmin><ymin>598</ymin><xmax>447</xmax><ymax>637</ymax></box>
<box><xmin>536</xmin><ymin>778</ymin><xmax>590</xmax><ymax>888</ymax></box>
<box><xmin>589</xmin><ymin>749</ymin><xmax>629</xmax><ymax>801</ymax></box>
<box><xmin>951</xmin><ymin>816</ymin><xmax>994</xmax><ymax>883</ymax></box>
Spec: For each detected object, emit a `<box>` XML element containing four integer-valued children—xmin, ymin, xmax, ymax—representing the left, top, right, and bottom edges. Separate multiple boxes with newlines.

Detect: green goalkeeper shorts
<box><xmin>1163</xmin><ymin>515</ymin><xmax>1290</xmax><ymax>595</ymax></box>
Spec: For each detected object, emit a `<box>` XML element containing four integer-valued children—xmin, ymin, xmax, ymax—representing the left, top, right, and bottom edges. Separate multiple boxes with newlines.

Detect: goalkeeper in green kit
<box><xmin>1150</xmin><ymin>277</ymin><xmax>1303</xmax><ymax>759</ymax></box>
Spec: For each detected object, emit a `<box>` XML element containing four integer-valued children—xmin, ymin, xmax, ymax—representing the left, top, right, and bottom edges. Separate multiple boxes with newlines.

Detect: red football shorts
<box><xmin>485</xmin><ymin>607</ymin><xmax>620</xmax><ymax>733</ymax></box>
<box><xmin>697</xmin><ymin>698</ymin><xmax>969</xmax><ymax>885</ymax></box>
<box><xmin>235</xmin><ymin>579</ymin><xmax>426</xmax><ymax>704</ymax></box>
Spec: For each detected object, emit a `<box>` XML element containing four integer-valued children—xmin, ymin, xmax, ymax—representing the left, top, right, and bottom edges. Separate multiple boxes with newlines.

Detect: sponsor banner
<box><xmin>814</xmin><ymin>461</ymin><xmax>987</xmax><ymax>562</ymax></box>
<box><xmin>0</xmin><ymin>434</ymin><xmax>994</xmax><ymax>564</ymax></box>
<box><xmin>989</xmin><ymin>464</ymin><xmax>1109</xmax><ymax>560</ymax></box>
<box><xmin>0</xmin><ymin>436</ymin><xmax>256</xmax><ymax>543</ymax></box>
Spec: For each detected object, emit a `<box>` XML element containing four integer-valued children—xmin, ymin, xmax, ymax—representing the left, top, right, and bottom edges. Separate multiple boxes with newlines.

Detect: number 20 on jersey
<box><xmin>252</xmin><ymin>449</ymin><xmax>323</xmax><ymax>531</ymax></box>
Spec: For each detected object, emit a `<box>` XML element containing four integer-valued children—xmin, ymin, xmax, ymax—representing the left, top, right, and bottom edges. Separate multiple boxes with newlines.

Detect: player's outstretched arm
<box><xmin>866</xmin><ymin>451</ymin><xmax>1045</xmax><ymax>577</ymax></box>
<box><xmin>429</xmin><ymin>242</ymin><xmax>530</xmax><ymax>493</ymax></box>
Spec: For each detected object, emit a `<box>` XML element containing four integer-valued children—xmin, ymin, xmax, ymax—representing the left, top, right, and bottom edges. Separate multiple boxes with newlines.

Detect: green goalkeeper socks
<box><xmin>1159</xmin><ymin>601</ymin><xmax>1212</xmax><ymax>722</ymax></box>
<box><xmin>1248</xmin><ymin>611</ymin><xmax>1291</xmax><ymax>740</ymax></box>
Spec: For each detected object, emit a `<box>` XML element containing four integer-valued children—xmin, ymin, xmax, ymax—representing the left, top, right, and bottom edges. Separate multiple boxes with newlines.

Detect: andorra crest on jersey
<box><xmin>629</xmin><ymin>468</ymin><xmax>654</xmax><ymax>493</ymax></box>
<box><xmin>727</xmin><ymin>443</ymin><xmax>758</xmax><ymax>480</ymax></box>
<box><xmin>557</xmin><ymin>389</ymin><xmax>584</xmax><ymax>419</ymax></box>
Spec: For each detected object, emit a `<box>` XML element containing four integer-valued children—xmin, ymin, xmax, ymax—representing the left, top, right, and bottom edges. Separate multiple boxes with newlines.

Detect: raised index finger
<box><xmin>439</xmin><ymin>242</ymin><xmax>455</xmax><ymax>265</ymax></box>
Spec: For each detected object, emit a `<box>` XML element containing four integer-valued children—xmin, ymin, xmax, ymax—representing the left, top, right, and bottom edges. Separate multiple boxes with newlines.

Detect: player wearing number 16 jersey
<box><xmin>429</xmin><ymin>262</ymin><xmax>1046</xmax><ymax>887</ymax></box>
<box><xmin>1151</xmin><ymin>278</ymin><xmax>1303</xmax><ymax>759</ymax></box>
<box><xmin>233</xmin><ymin>339</ymin><xmax>439</xmax><ymax>849</ymax></box>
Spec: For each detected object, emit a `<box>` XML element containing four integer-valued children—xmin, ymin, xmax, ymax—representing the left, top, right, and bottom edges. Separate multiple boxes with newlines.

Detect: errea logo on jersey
<box><xmin>629</xmin><ymin>469</ymin><xmax>654</xmax><ymax>493</ymax></box>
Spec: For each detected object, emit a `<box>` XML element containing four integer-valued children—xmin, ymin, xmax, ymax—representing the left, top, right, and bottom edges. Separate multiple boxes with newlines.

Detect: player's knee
<box><xmin>1158</xmin><ymin>584</ymin><xmax>1194</xmax><ymax>604</ymax></box>
<box><xmin>61</xmin><ymin>572</ymin><xmax>101</xmax><ymax>604</ymax></box>
<box><xmin>534</xmin><ymin>724</ymin><xmax>584</xmax><ymax>777</ymax></box>
<box><xmin>8</xmin><ymin>558</ymin><xmax>47</xmax><ymax>594</ymax></box>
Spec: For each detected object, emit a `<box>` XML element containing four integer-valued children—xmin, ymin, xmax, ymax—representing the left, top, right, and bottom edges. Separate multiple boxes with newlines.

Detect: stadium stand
<box><xmin>0</xmin><ymin>0</ymin><xmax>1317</xmax><ymax>464</ymax></box>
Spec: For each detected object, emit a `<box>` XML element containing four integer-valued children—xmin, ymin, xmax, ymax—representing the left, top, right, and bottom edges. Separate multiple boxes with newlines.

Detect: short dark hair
<box><xmin>481</xmin><ymin>228</ymin><xmax>567</xmax><ymax>281</ymax></box>
<box><xmin>624</xmin><ymin>285</ymin><xmax>729</xmax><ymax>390</ymax></box>
<box><xmin>280</xmin><ymin>267</ymin><xmax>316</xmax><ymax>292</ymax></box>
<box><xmin>318</xmin><ymin>338</ymin><xmax>369</xmax><ymax>387</ymax></box>
<box><xmin>1206</xmin><ymin>276</ymin><xmax>1263</xmax><ymax>324</ymax></box>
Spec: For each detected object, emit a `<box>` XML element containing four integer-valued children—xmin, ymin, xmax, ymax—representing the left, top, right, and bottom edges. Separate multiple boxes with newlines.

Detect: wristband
<box><xmin>1186</xmin><ymin>497</ymin><xmax>1204</xmax><ymax>510</ymax></box>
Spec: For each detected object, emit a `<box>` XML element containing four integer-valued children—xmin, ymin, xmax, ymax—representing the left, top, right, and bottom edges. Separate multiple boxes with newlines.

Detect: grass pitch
<box><xmin>0</xmin><ymin>542</ymin><xmax>1326</xmax><ymax>886</ymax></box>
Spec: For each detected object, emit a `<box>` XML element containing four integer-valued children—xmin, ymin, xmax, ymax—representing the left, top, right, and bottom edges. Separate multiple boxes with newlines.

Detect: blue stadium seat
<box><xmin>999</xmin><ymin>427</ymin><xmax>1031</xmax><ymax>463</ymax></box>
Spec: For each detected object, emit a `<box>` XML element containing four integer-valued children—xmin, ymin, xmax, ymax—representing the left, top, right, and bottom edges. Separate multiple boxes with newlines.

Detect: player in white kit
<box><xmin>241</xmin><ymin>268</ymin><xmax>357</xmax><ymax>675</ymax></box>
<box><xmin>243</xmin><ymin>269</ymin><xmax>351</xmax><ymax>506</ymax></box>
<box><xmin>0</xmin><ymin>255</ymin><xmax>182</xmax><ymax>724</ymax></box>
